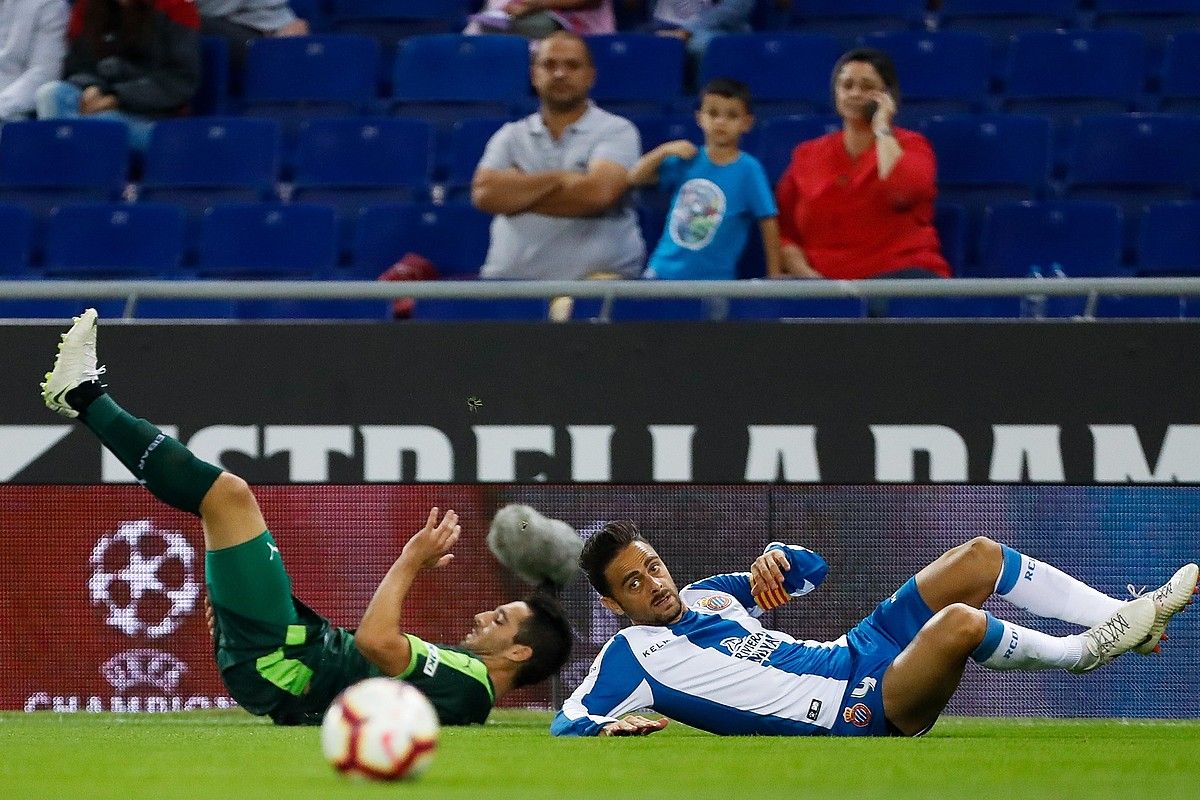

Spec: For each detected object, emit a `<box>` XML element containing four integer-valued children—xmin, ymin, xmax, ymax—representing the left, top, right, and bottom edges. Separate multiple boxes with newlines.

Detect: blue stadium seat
<box><xmin>392</xmin><ymin>35</ymin><xmax>532</xmax><ymax>124</ymax></box>
<box><xmin>411</xmin><ymin>296</ymin><xmax>550</xmax><ymax>322</ymax></box>
<box><xmin>609</xmin><ymin>298</ymin><xmax>728</xmax><ymax>321</ymax></box>
<box><xmin>43</xmin><ymin>203</ymin><xmax>185</xmax><ymax>277</ymax></box>
<box><xmin>243</xmin><ymin>35</ymin><xmax>380</xmax><ymax>115</ymax></box>
<box><xmin>979</xmin><ymin>201</ymin><xmax>1124</xmax><ymax>278</ymax></box>
<box><xmin>788</xmin><ymin>0</ymin><xmax>925</xmax><ymax>45</ymax></box>
<box><xmin>726</xmin><ymin>298</ymin><xmax>866</xmax><ymax>320</ymax></box>
<box><xmin>0</xmin><ymin>120</ymin><xmax>129</xmax><ymax>213</ymax></box>
<box><xmin>0</xmin><ymin>204</ymin><xmax>33</xmax><ymax>275</ymax></box>
<box><xmin>329</xmin><ymin>0</ymin><xmax>468</xmax><ymax>39</ymax></box>
<box><xmin>236</xmin><ymin>297</ymin><xmax>391</xmax><ymax>320</ymax></box>
<box><xmin>443</xmin><ymin>116</ymin><xmax>509</xmax><ymax>197</ymax></box>
<box><xmin>194</xmin><ymin>36</ymin><xmax>230</xmax><ymax>116</ymax></box>
<box><xmin>1091</xmin><ymin>1</ymin><xmax>1200</xmax><ymax>59</ymax></box>
<box><xmin>1093</xmin><ymin>295</ymin><xmax>1193</xmax><ymax>319</ymax></box>
<box><xmin>141</xmin><ymin>118</ymin><xmax>281</xmax><ymax>212</ymax></box>
<box><xmin>938</xmin><ymin>1</ymin><xmax>1077</xmax><ymax>53</ymax></box>
<box><xmin>588</xmin><ymin>34</ymin><xmax>685</xmax><ymax>115</ymax></box>
<box><xmin>286</xmin><ymin>0</ymin><xmax>328</xmax><ymax>32</ymax></box>
<box><xmin>291</xmin><ymin>118</ymin><xmax>434</xmax><ymax>215</ymax></box>
<box><xmin>133</xmin><ymin>297</ymin><xmax>239</xmax><ymax>320</ymax></box>
<box><xmin>1003</xmin><ymin>31</ymin><xmax>1145</xmax><ymax>125</ymax></box>
<box><xmin>1159</xmin><ymin>32</ymin><xmax>1200</xmax><ymax>112</ymax></box>
<box><xmin>1064</xmin><ymin>114</ymin><xmax>1200</xmax><ymax>222</ymax></box>
<box><xmin>0</xmin><ymin>299</ymin><xmax>125</xmax><ymax>320</ymax></box>
<box><xmin>698</xmin><ymin>33</ymin><xmax>844</xmax><ymax>117</ymax></box>
<box><xmin>859</xmin><ymin>31</ymin><xmax>992</xmax><ymax>125</ymax></box>
<box><xmin>626</xmin><ymin>113</ymin><xmax>703</xmax><ymax>153</ymax></box>
<box><xmin>753</xmin><ymin>114</ymin><xmax>841</xmax><ymax>184</ymax></box>
<box><xmin>351</xmin><ymin>203</ymin><xmax>491</xmax><ymax>278</ymax></box>
<box><xmin>921</xmin><ymin>114</ymin><xmax>1051</xmax><ymax>218</ymax></box>
<box><xmin>885</xmin><ymin>297</ymin><xmax>1023</xmax><ymax>318</ymax></box>
<box><xmin>934</xmin><ymin>202</ymin><xmax>968</xmax><ymax>276</ymax></box>
<box><xmin>197</xmin><ymin>203</ymin><xmax>337</xmax><ymax>277</ymax></box>
<box><xmin>1136</xmin><ymin>202</ymin><xmax>1200</xmax><ymax>275</ymax></box>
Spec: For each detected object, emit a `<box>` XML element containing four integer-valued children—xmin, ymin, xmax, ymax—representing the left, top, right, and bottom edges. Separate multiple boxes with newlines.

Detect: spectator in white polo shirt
<box><xmin>471</xmin><ymin>31</ymin><xmax>645</xmax><ymax>285</ymax></box>
<box><xmin>0</xmin><ymin>0</ymin><xmax>68</xmax><ymax>123</ymax></box>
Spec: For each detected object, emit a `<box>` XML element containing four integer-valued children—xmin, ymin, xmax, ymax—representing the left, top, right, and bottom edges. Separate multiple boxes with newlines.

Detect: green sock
<box><xmin>82</xmin><ymin>395</ymin><xmax>222</xmax><ymax>516</ymax></box>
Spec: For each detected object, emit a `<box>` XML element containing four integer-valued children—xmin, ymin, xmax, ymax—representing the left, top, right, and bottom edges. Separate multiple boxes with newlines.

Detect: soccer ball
<box><xmin>320</xmin><ymin>678</ymin><xmax>439</xmax><ymax>780</ymax></box>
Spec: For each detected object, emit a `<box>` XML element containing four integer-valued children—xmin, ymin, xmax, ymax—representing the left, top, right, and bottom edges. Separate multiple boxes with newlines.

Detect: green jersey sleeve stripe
<box><xmin>398</xmin><ymin>634</ymin><xmax>427</xmax><ymax>679</ymax></box>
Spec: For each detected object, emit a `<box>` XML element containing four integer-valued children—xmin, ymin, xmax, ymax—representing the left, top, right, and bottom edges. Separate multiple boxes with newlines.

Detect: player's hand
<box><xmin>400</xmin><ymin>507</ymin><xmax>461</xmax><ymax>571</ymax></box>
<box><xmin>750</xmin><ymin>549</ymin><xmax>791</xmax><ymax>610</ymax></box>
<box><xmin>599</xmin><ymin>715</ymin><xmax>669</xmax><ymax>736</ymax></box>
<box><xmin>660</xmin><ymin>139</ymin><xmax>698</xmax><ymax>161</ymax></box>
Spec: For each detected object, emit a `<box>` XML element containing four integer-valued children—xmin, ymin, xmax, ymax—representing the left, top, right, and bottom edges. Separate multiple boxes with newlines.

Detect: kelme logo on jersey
<box><xmin>719</xmin><ymin>631</ymin><xmax>782</xmax><ymax>664</ymax></box>
<box><xmin>843</xmin><ymin>703</ymin><xmax>873</xmax><ymax>727</ymax></box>
<box><xmin>696</xmin><ymin>594</ymin><xmax>732</xmax><ymax>612</ymax></box>
<box><xmin>423</xmin><ymin>644</ymin><xmax>441</xmax><ymax>677</ymax></box>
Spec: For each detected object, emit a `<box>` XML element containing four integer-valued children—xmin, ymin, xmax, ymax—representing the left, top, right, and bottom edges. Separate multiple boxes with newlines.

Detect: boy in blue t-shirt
<box><xmin>629</xmin><ymin>78</ymin><xmax>780</xmax><ymax>280</ymax></box>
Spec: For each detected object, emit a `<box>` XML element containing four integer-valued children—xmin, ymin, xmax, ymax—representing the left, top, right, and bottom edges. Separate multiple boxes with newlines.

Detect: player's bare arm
<box><xmin>355</xmin><ymin>508</ymin><xmax>462</xmax><ymax>675</ymax></box>
<box><xmin>599</xmin><ymin>715</ymin><xmax>669</xmax><ymax>737</ymax></box>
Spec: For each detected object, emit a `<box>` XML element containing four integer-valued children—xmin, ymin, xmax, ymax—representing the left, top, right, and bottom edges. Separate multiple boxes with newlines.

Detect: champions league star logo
<box><xmin>88</xmin><ymin>520</ymin><xmax>200</xmax><ymax>638</ymax></box>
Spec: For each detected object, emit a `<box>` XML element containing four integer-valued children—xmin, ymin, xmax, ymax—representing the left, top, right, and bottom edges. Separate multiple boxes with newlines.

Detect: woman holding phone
<box><xmin>773</xmin><ymin>48</ymin><xmax>950</xmax><ymax>280</ymax></box>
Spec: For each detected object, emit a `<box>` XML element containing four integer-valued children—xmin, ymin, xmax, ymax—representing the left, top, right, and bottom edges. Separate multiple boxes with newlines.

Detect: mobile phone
<box><xmin>863</xmin><ymin>100</ymin><xmax>879</xmax><ymax>121</ymax></box>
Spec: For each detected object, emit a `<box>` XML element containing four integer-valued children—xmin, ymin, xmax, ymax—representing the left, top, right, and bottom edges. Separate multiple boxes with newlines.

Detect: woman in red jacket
<box><xmin>34</xmin><ymin>0</ymin><xmax>200</xmax><ymax>151</ymax></box>
<box><xmin>774</xmin><ymin>48</ymin><xmax>950</xmax><ymax>280</ymax></box>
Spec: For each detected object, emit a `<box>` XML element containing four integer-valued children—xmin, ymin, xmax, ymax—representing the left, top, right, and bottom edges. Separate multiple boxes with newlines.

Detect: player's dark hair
<box><xmin>580</xmin><ymin>520</ymin><xmax>646</xmax><ymax>597</ymax></box>
<box><xmin>830</xmin><ymin>47</ymin><xmax>901</xmax><ymax>106</ymax></box>
<box><xmin>512</xmin><ymin>591</ymin><xmax>573</xmax><ymax>688</ymax></box>
<box><xmin>700</xmin><ymin>77</ymin><xmax>753</xmax><ymax>113</ymax></box>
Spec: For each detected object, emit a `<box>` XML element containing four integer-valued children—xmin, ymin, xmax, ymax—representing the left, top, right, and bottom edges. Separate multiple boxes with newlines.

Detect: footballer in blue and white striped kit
<box><xmin>552</xmin><ymin>521</ymin><xmax>1198</xmax><ymax>738</ymax></box>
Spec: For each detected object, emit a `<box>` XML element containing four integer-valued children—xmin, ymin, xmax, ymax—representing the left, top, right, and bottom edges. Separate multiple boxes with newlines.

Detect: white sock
<box><xmin>971</xmin><ymin>613</ymin><xmax>1084</xmax><ymax>671</ymax></box>
<box><xmin>995</xmin><ymin>545</ymin><xmax>1124</xmax><ymax>627</ymax></box>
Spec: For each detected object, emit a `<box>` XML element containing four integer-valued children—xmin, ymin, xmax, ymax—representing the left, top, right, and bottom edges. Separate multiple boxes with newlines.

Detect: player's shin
<box><xmin>970</xmin><ymin>612</ymin><xmax>1083</xmax><ymax>672</ymax></box>
<box><xmin>993</xmin><ymin>545</ymin><xmax>1124</xmax><ymax>627</ymax></box>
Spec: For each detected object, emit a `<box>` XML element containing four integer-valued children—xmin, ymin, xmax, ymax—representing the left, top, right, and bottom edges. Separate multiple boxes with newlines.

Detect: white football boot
<box><xmin>40</xmin><ymin>308</ymin><xmax>104</xmax><ymax>419</ymax></box>
<box><xmin>1069</xmin><ymin>595</ymin><xmax>1156</xmax><ymax>674</ymax></box>
<box><xmin>1133</xmin><ymin>563</ymin><xmax>1199</xmax><ymax>655</ymax></box>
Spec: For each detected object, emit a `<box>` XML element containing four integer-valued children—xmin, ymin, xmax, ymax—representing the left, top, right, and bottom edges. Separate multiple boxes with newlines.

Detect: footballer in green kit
<box><xmin>42</xmin><ymin>309</ymin><xmax>573</xmax><ymax>726</ymax></box>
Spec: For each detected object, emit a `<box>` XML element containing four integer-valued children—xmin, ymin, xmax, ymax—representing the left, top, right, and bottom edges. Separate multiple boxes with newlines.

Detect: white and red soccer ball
<box><xmin>320</xmin><ymin>678</ymin><xmax>439</xmax><ymax>781</ymax></box>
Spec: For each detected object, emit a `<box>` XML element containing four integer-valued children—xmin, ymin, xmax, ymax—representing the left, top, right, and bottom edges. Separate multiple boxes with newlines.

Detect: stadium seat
<box><xmin>443</xmin><ymin>116</ymin><xmax>509</xmax><ymax>198</ymax></box>
<box><xmin>141</xmin><ymin>118</ymin><xmax>281</xmax><ymax>213</ymax></box>
<box><xmin>1091</xmin><ymin>1</ymin><xmax>1200</xmax><ymax>59</ymax></box>
<box><xmin>1159</xmin><ymin>32</ymin><xmax>1200</xmax><ymax>112</ymax></box>
<box><xmin>587</xmin><ymin>34</ymin><xmax>685</xmax><ymax>115</ymax></box>
<box><xmin>753</xmin><ymin>114</ymin><xmax>841</xmax><ymax>184</ymax></box>
<box><xmin>132</xmin><ymin>297</ymin><xmax>239</xmax><ymax>320</ymax></box>
<box><xmin>1136</xmin><ymin>202</ymin><xmax>1200</xmax><ymax>275</ymax></box>
<box><xmin>329</xmin><ymin>0</ymin><xmax>468</xmax><ymax>39</ymax></box>
<box><xmin>1093</xmin><ymin>295</ymin><xmax>1192</xmax><ymax>319</ymax></box>
<box><xmin>978</xmin><ymin>201</ymin><xmax>1124</xmax><ymax>278</ymax></box>
<box><xmin>787</xmin><ymin>0</ymin><xmax>926</xmax><ymax>46</ymax></box>
<box><xmin>609</xmin><ymin>298</ymin><xmax>727</xmax><ymax>321</ymax></box>
<box><xmin>392</xmin><ymin>35</ymin><xmax>533</xmax><ymax>124</ymax></box>
<box><xmin>194</xmin><ymin>36</ymin><xmax>230</xmax><ymax>116</ymax></box>
<box><xmin>286</xmin><ymin>0</ymin><xmax>328</xmax><ymax>32</ymax></box>
<box><xmin>0</xmin><ymin>119</ymin><xmax>129</xmax><ymax>213</ymax></box>
<box><xmin>1003</xmin><ymin>31</ymin><xmax>1145</xmax><ymax>125</ymax></box>
<box><xmin>291</xmin><ymin>118</ymin><xmax>435</xmax><ymax>215</ymax></box>
<box><xmin>1063</xmin><ymin>114</ymin><xmax>1200</xmax><ymax>223</ymax></box>
<box><xmin>197</xmin><ymin>203</ymin><xmax>337</xmax><ymax>277</ymax></box>
<box><xmin>859</xmin><ymin>31</ymin><xmax>992</xmax><ymax>125</ymax></box>
<box><xmin>43</xmin><ymin>203</ymin><xmax>186</xmax><ymax>277</ymax></box>
<box><xmin>0</xmin><ymin>203</ymin><xmax>33</xmax><ymax>275</ymax></box>
<box><xmin>243</xmin><ymin>35</ymin><xmax>380</xmax><ymax>115</ymax></box>
<box><xmin>626</xmin><ymin>113</ymin><xmax>704</xmax><ymax>153</ymax></box>
<box><xmin>726</xmin><ymin>298</ymin><xmax>867</xmax><ymax>320</ymax></box>
<box><xmin>410</xmin><ymin>296</ymin><xmax>550</xmax><ymax>322</ymax></box>
<box><xmin>938</xmin><ymin>1</ymin><xmax>1077</xmax><ymax>55</ymax></box>
<box><xmin>351</xmin><ymin>203</ymin><xmax>491</xmax><ymax>278</ymax></box>
<box><xmin>934</xmin><ymin>202</ymin><xmax>968</xmax><ymax>276</ymax></box>
<box><xmin>698</xmin><ymin>33</ymin><xmax>844</xmax><ymax>117</ymax></box>
<box><xmin>235</xmin><ymin>297</ymin><xmax>391</xmax><ymax>320</ymax></box>
<box><xmin>921</xmin><ymin>114</ymin><xmax>1051</xmax><ymax>217</ymax></box>
<box><xmin>0</xmin><ymin>298</ymin><xmax>125</xmax><ymax>320</ymax></box>
<box><xmin>884</xmin><ymin>297</ymin><xmax>1023</xmax><ymax>318</ymax></box>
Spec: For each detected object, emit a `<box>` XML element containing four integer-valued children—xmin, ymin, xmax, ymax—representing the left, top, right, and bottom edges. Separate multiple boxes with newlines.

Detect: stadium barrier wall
<box><xmin>2</xmin><ymin>322</ymin><xmax>1199</xmax><ymax>485</ymax></box>
<box><xmin>2</xmin><ymin>484</ymin><xmax>1195</xmax><ymax>719</ymax></box>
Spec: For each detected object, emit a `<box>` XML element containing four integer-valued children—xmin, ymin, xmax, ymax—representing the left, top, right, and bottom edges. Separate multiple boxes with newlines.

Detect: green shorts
<box><xmin>205</xmin><ymin>531</ymin><xmax>327</xmax><ymax>718</ymax></box>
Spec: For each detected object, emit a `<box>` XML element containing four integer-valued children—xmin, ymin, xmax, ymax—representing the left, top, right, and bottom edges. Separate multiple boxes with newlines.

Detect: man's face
<box><xmin>460</xmin><ymin>601</ymin><xmax>532</xmax><ymax>655</ymax></box>
<box><xmin>531</xmin><ymin>38</ymin><xmax>595</xmax><ymax>113</ymax></box>
<box><xmin>601</xmin><ymin>542</ymin><xmax>684</xmax><ymax>626</ymax></box>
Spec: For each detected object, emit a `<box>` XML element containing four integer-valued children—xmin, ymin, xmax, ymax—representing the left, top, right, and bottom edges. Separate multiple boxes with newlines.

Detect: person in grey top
<box><xmin>472</xmin><ymin>31</ymin><xmax>644</xmax><ymax>281</ymax></box>
<box><xmin>0</xmin><ymin>0</ymin><xmax>68</xmax><ymax>122</ymax></box>
<box><xmin>197</xmin><ymin>0</ymin><xmax>309</xmax><ymax>71</ymax></box>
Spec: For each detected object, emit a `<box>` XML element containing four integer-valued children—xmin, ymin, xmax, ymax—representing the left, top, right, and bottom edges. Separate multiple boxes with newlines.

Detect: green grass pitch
<box><xmin>2</xmin><ymin>711</ymin><xmax>1198</xmax><ymax>799</ymax></box>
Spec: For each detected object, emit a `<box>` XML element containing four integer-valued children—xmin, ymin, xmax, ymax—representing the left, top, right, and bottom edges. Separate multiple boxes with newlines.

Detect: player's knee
<box><xmin>209</xmin><ymin>472</ymin><xmax>255</xmax><ymax>510</ymax></box>
<box><xmin>930</xmin><ymin>603</ymin><xmax>987</xmax><ymax>650</ymax></box>
<box><xmin>946</xmin><ymin>536</ymin><xmax>1002</xmax><ymax>576</ymax></box>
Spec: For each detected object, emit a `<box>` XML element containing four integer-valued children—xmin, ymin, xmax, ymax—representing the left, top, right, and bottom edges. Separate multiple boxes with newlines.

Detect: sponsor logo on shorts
<box><xmin>696</xmin><ymin>594</ymin><xmax>732</xmax><ymax>612</ymax></box>
<box><xmin>843</xmin><ymin>703</ymin><xmax>873</xmax><ymax>727</ymax></box>
<box><xmin>806</xmin><ymin>699</ymin><xmax>822</xmax><ymax>722</ymax></box>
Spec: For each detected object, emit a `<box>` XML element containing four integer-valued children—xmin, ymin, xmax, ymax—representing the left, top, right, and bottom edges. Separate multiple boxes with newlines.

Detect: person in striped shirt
<box><xmin>552</xmin><ymin>521</ymin><xmax>1196</xmax><ymax>737</ymax></box>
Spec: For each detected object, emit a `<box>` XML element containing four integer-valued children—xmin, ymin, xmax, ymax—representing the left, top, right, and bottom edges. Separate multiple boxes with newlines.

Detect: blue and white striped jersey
<box><xmin>552</xmin><ymin>544</ymin><xmax>853</xmax><ymax>737</ymax></box>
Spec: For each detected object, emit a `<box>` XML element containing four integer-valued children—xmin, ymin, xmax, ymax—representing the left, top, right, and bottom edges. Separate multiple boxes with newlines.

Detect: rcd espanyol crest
<box><xmin>88</xmin><ymin>520</ymin><xmax>199</xmax><ymax>637</ymax></box>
